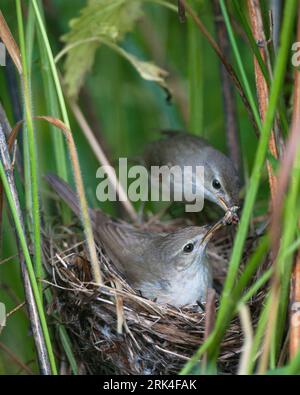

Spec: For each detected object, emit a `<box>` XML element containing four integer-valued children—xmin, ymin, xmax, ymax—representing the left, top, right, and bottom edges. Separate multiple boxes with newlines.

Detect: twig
<box><xmin>0</xmin><ymin>254</ymin><xmax>18</xmax><ymax>265</ymax></box>
<box><xmin>213</xmin><ymin>0</ymin><xmax>241</xmax><ymax>172</ymax></box>
<box><xmin>114</xmin><ymin>280</ymin><xmax>124</xmax><ymax>335</ymax></box>
<box><xmin>238</xmin><ymin>304</ymin><xmax>254</xmax><ymax>375</ymax></box>
<box><xmin>180</xmin><ymin>0</ymin><xmax>259</xmax><ymax>135</ymax></box>
<box><xmin>6</xmin><ymin>301</ymin><xmax>26</xmax><ymax>318</ymax></box>
<box><xmin>247</xmin><ymin>0</ymin><xmax>279</xmax><ymax>204</ymax></box>
<box><xmin>202</xmin><ymin>288</ymin><xmax>216</xmax><ymax>368</ymax></box>
<box><xmin>0</xmin><ymin>123</ymin><xmax>51</xmax><ymax>375</ymax></box>
<box><xmin>68</xmin><ymin>100</ymin><xmax>138</xmax><ymax>223</ymax></box>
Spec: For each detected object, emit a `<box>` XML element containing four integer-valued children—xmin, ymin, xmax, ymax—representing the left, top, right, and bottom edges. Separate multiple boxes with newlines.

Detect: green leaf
<box><xmin>101</xmin><ymin>40</ymin><xmax>170</xmax><ymax>96</ymax></box>
<box><xmin>62</xmin><ymin>0</ymin><xmax>143</xmax><ymax>98</ymax></box>
<box><xmin>58</xmin><ymin>325</ymin><xmax>78</xmax><ymax>375</ymax></box>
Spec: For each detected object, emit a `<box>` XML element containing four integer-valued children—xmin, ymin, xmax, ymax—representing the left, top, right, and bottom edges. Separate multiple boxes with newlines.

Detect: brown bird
<box><xmin>46</xmin><ymin>174</ymin><xmax>225</xmax><ymax>308</ymax></box>
<box><xmin>144</xmin><ymin>130</ymin><xmax>240</xmax><ymax>219</ymax></box>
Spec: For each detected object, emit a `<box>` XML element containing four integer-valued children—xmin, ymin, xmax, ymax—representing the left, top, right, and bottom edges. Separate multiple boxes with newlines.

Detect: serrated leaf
<box><xmin>61</xmin><ymin>0</ymin><xmax>143</xmax><ymax>98</ymax></box>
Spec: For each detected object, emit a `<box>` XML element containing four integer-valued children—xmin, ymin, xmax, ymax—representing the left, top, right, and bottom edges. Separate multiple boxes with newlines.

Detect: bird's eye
<box><xmin>183</xmin><ymin>243</ymin><xmax>194</xmax><ymax>253</ymax></box>
<box><xmin>212</xmin><ymin>179</ymin><xmax>221</xmax><ymax>190</ymax></box>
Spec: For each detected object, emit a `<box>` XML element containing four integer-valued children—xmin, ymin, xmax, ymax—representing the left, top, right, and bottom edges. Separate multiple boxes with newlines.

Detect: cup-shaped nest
<box><xmin>43</xmin><ymin>220</ymin><xmax>266</xmax><ymax>375</ymax></box>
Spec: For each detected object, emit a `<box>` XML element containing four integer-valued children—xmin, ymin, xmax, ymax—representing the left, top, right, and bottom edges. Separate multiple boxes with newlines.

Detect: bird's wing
<box><xmin>95</xmin><ymin>215</ymin><xmax>164</xmax><ymax>285</ymax></box>
<box><xmin>45</xmin><ymin>173</ymin><xmax>167</xmax><ymax>290</ymax></box>
<box><xmin>95</xmin><ymin>213</ymin><xmax>155</xmax><ymax>258</ymax></box>
<box><xmin>101</xmin><ymin>223</ymin><xmax>170</xmax><ymax>297</ymax></box>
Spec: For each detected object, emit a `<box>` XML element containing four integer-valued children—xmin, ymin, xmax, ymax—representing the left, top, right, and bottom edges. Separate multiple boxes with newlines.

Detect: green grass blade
<box><xmin>220</xmin><ymin>0</ymin><xmax>261</xmax><ymax>130</ymax></box>
<box><xmin>32</xmin><ymin>0</ymin><xmax>71</xmax><ymax>224</ymax></box>
<box><xmin>58</xmin><ymin>325</ymin><xmax>78</xmax><ymax>375</ymax></box>
<box><xmin>232</xmin><ymin>0</ymin><xmax>288</xmax><ymax>135</ymax></box>
<box><xmin>217</xmin><ymin>0</ymin><xmax>297</xmax><ymax>314</ymax></box>
<box><xmin>181</xmin><ymin>0</ymin><xmax>298</xmax><ymax>373</ymax></box>
<box><xmin>35</xmin><ymin>0</ymin><xmax>69</xmax><ymax>188</ymax></box>
<box><xmin>16</xmin><ymin>0</ymin><xmax>43</xmax><ymax>298</ymax></box>
<box><xmin>32</xmin><ymin>0</ymin><xmax>71</xmax><ymax>132</ymax></box>
<box><xmin>188</xmin><ymin>11</ymin><xmax>203</xmax><ymax>134</ymax></box>
<box><xmin>0</xmin><ymin>160</ymin><xmax>57</xmax><ymax>375</ymax></box>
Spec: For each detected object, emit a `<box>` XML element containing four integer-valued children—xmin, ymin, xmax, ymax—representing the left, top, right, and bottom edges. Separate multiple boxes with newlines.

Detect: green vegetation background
<box><xmin>0</xmin><ymin>0</ymin><xmax>268</xmax><ymax>373</ymax></box>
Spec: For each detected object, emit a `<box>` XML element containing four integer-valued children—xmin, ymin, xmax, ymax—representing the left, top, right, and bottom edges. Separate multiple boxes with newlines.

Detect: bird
<box><xmin>143</xmin><ymin>130</ymin><xmax>240</xmax><ymax>221</ymax></box>
<box><xmin>45</xmin><ymin>174</ymin><xmax>225</xmax><ymax>308</ymax></box>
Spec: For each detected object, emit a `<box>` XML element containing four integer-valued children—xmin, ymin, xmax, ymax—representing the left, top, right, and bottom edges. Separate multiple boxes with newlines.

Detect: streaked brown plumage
<box><xmin>46</xmin><ymin>174</ymin><xmax>224</xmax><ymax>307</ymax></box>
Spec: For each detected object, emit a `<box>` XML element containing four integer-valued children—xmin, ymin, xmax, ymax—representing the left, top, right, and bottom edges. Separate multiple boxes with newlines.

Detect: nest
<box><xmin>43</xmin><ymin>217</ymin><xmax>267</xmax><ymax>375</ymax></box>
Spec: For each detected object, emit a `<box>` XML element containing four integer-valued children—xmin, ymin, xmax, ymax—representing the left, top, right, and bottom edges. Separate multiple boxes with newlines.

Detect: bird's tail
<box><xmin>45</xmin><ymin>173</ymin><xmax>97</xmax><ymax>226</ymax></box>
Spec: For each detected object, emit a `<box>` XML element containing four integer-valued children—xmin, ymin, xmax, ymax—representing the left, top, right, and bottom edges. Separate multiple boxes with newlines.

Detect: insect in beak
<box><xmin>218</xmin><ymin>197</ymin><xmax>240</xmax><ymax>224</ymax></box>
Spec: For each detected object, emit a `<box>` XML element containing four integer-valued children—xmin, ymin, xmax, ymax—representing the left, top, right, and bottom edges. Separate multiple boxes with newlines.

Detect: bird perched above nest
<box><xmin>143</xmin><ymin>130</ymin><xmax>240</xmax><ymax>223</ymax></box>
<box><xmin>46</xmin><ymin>174</ymin><xmax>227</xmax><ymax>308</ymax></box>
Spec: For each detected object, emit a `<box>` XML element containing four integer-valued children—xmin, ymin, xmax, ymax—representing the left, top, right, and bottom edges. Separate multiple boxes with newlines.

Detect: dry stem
<box><xmin>247</xmin><ymin>0</ymin><xmax>279</xmax><ymax>204</ymax></box>
<box><xmin>213</xmin><ymin>0</ymin><xmax>241</xmax><ymax>172</ymax></box>
<box><xmin>68</xmin><ymin>100</ymin><xmax>138</xmax><ymax>223</ymax></box>
<box><xmin>181</xmin><ymin>0</ymin><xmax>259</xmax><ymax>135</ymax></box>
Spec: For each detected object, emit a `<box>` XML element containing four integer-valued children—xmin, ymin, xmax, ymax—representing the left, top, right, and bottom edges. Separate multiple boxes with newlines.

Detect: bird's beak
<box><xmin>200</xmin><ymin>221</ymin><xmax>224</xmax><ymax>245</ymax></box>
<box><xmin>217</xmin><ymin>196</ymin><xmax>229</xmax><ymax>211</ymax></box>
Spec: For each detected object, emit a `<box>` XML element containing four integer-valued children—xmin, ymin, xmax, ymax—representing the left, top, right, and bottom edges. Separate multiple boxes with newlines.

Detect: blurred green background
<box><xmin>0</xmin><ymin>0</ymin><xmax>269</xmax><ymax>373</ymax></box>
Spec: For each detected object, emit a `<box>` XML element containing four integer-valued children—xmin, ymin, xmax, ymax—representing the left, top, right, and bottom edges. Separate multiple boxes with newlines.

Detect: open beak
<box><xmin>217</xmin><ymin>196</ymin><xmax>229</xmax><ymax>211</ymax></box>
<box><xmin>200</xmin><ymin>201</ymin><xmax>240</xmax><ymax>245</ymax></box>
<box><xmin>200</xmin><ymin>220</ymin><xmax>224</xmax><ymax>245</ymax></box>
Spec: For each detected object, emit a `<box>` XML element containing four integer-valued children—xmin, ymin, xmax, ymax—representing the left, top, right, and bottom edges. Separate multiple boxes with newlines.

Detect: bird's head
<box><xmin>158</xmin><ymin>224</ymin><xmax>221</xmax><ymax>272</ymax></box>
<box><xmin>203</xmin><ymin>147</ymin><xmax>240</xmax><ymax>213</ymax></box>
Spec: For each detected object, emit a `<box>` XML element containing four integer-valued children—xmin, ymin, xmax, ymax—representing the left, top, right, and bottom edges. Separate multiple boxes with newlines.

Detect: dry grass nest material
<box><xmin>43</xmin><ymin>217</ymin><xmax>268</xmax><ymax>375</ymax></box>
